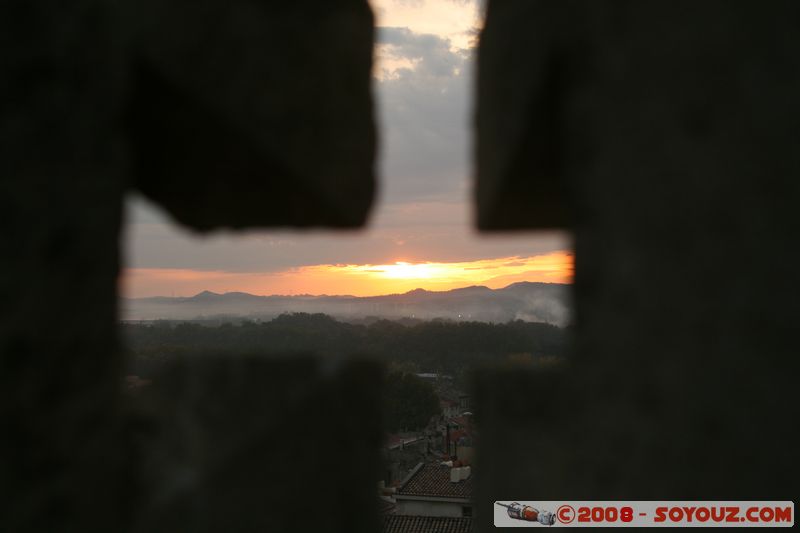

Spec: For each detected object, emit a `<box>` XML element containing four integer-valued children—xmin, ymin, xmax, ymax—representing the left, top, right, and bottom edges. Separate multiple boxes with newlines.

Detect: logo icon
<box><xmin>496</xmin><ymin>502</ymin><xmax>556</xmax><ymax>526</ymax></box>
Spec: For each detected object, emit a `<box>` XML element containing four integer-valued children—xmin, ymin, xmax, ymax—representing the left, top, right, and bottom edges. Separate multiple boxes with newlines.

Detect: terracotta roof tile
<box><xmin>383</xmin><ymin>515</ymin><xmax>472</xmax><ymax>533</ymax></box>
<box><xmin>398</xmin><ymin>464</ymin><xmax>472</xmax><ymax>499</ymax></box>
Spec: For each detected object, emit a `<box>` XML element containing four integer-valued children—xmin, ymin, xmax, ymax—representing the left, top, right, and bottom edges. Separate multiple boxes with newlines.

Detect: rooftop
<box><xmin>449</xmin><ymin>415</ymin><xmax>472</xmax><ymax>427</ymax></box>
<box><xmin>383</xmin><ymin>515</ymin><xmax>472</xmax><ymax>533</ymax></box>
<box><xmin>449</xmin><ymin>429</ymin><xmax>470</xmax><ymax>444</ymax></box>
<box><xmin>397</xmin><ymin>463</ymin><xmax>472</xmax><ymax>500</ymax></box>
<box><xmin>378</xmin><ymin>498</ymin><xmax>396</xmax><ymax>515</ymax></box>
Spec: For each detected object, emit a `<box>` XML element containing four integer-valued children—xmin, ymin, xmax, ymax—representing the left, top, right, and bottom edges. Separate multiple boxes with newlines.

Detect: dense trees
<box><xmin>122</xmin><ymin>313</ymin><xmax>568</xmax><ymax>431</ymax></box>
<box><xmin>383</xmin><ymin>371</ymin><xmax>441</xmax><ymax>432</ymax></box>
<box><xmin>122</xmin><ymin>313</ymin><xmax>568</xmax><ymax>381</ymax></box>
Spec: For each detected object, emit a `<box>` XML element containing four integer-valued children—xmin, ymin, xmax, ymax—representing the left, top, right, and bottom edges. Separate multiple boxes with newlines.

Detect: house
<box><xmin>440</xmin><ymin>399</ymin><xmax>459</xmax><ymax>418</ymax></box>
<box><xmin>378</xmin><ymin>497</ymin><xmax>397</xmax><ymax>516</ymax></box>
<box><xmin>395</xmin><ymin>463</ymin><xmax>472</xmax><ymax>518</ymax></box>
<box><xmin>438</xmin><ymin>414</ymin><xmax>474</xmax><ymax>462</ymax></box>
<box><xmin>458</xmin><ymin>394</ymin><xmax>469</xmax><ymax>411</ymax></box>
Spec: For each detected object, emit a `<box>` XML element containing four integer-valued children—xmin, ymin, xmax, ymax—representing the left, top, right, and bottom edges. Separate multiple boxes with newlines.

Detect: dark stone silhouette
<box><xmin>1</xmin><ymin>1</ymin><xmax>377</xmax><ymax>531</ymax></box>
<box><xmin>475</xmin><ymin>1</ymin><xmax>799</xmax><ymax>529</ymax></box>
<box><xmin>134</xmin><ymin>356</ymin><xmax>382</xmax><ymax>533</ymax></box>
<box><xmin>127</xmin><ymin>0</ymin><xmax>376</xmax><ymax>229</ymax></box>
<box><xmin>2</xmin><ymin>0</ymin><xmax>798</xmax><ymax>531</ymax></box>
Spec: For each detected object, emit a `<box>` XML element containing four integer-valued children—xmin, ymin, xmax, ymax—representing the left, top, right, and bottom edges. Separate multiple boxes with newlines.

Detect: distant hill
<box><xmin>121</xmin><ymin>282</ymin><xmax>570</xmax><ymax>326</ymax></box>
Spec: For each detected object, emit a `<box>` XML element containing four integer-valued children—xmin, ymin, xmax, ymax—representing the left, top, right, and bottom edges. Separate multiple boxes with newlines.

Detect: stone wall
<box><xmin>475</xmin><ymin>1</ymin><xmax>798</xmax><ymax>529</ymax></box>
<box><xmin>2</xmin><ymin>1</ymin><xmax>797</xmax><ymax>531</ymax></box>
<box><xmin>1</xmin><ymin>1</ymin><xmax>378</xmax><ymax>531</ymax></box>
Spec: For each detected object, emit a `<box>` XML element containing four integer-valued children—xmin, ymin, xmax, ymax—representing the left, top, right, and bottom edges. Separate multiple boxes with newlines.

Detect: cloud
<box><xmin>124</xmin><ymin>196</ymin><xmax>570</xmax><ymax>273</ymax></box>
<box><xmin>373</xmin><ymin>26</ymin><xmax>473</xmax><ymax>204</ymax></box>
<box><xmin>377</xmin><ymin>26</ymin><xmax>467</xmax><ymax>79</ymax></box>
<box><xmin>122</xmin><ymin>1</ymin><xmax>572</xmax><ymax>287</ymax></box>
<box><xmin>392</xmin><ymin>0</ymin><xmax>426</xmax><ymax>7</ymax></box>
<box><xmin>121</xmin><ymin>252</ymin><xmax>574</xmax><ymax>298</ymax></box>
<box><xmin>370</xmin><ymin>0</ymin><xmax>481</xmax><ymax>50</ymax></box>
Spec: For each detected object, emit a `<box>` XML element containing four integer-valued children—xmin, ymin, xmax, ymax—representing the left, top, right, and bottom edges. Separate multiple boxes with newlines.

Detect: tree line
<box><xmin>122</xmin><ymin>313</ymin><xmax>568</xmax><ymax>431</ymax></box>
<box><xmin>123</xmin><ymin>312</ymin><xmax>568</xmax><ymax>379</ymax></box>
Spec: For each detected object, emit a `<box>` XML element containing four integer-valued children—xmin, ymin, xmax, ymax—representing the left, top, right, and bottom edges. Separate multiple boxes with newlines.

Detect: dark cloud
<box><xmin>125</xmin><ymin>195</ymin><xmax>569</xmax><ymax>274</ymax></box>
<box><xmin>375</xmin><ymin>26</ymin><xmax>473</xmax><ymax>203</ymax></box>
<box><xmin>122</xmin><ymin>21</ymin><xmax>570</xmax><ymax>286</ymax></box>
<box><xmin>377</xmin><ymin>26</ymin><xmax>467</xmax><ymax>77</ymax></box>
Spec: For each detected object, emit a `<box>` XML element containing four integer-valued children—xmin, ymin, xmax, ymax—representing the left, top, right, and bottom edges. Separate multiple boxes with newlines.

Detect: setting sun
<box><xmin>358</xmin><ymin>262</ymin><xmax>449</xmax><ymax>280</ymax></box>
<box><xmin>123</xmin><ymin>252</ymin><xmax>574</xmax><ymax>298</ymax></box>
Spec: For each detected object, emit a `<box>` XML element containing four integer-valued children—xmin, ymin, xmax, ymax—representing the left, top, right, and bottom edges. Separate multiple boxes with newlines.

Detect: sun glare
<box><xmin>365</xmin><ymin>262</ymin><xmax>446</xmax><ymax>280</ymax></box>
<box><xmin>124</xmin><ymin>252</ymin><xmax>573</xmax><ymax>298</ymax></box>
<box><xmin>306</xmin><ymin>252</ymin><xmax>574</xmax><ymax>293</ymax></box>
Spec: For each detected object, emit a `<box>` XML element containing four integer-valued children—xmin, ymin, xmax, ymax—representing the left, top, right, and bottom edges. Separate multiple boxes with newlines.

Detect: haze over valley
<box><xmin>122</xmin><ymin>281</ymin><xmax>570</xmax><ymax>326</ymax></box>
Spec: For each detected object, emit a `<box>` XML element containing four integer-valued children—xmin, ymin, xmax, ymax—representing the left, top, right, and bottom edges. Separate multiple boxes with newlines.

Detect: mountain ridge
<box><xmin>126</xmin><ymin>281</ymin><xmax>563</xmax><ymax>301</ymax></box>
<box><xmin>122</xmin><ymin>282</ymin><xmax>571</xmax><ymax>326</ymax></box>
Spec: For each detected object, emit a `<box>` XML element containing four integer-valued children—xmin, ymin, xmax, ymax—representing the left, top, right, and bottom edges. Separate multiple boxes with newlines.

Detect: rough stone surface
<box><xmin>475</xmin><ymin>1</ymin><xmax>799</xmax><ymax>529</ymax></box>
<box><xmin>5</xmin><ymin>0</ymin><xmax>799</xmax><ymax>531</ymax></box>
<box><xmin>2</xmin><ymin>1</ymin><xmax>378</xmax><ymax>531</ymax></box>
<box><xmin>131</xmin><ymin>356</ymin><xmax>382</xmax><ymax>533</ymax></box>
<box><xmin>127</xmin><ymin>0</ymin><xmax>376</xmax><ymax>230</ymax></box>
<box><xmin>475</xmin><ymin>0</ymin><xmax>577</xmax><ymax>229</ymax></box>
<box><xmin>1</xmin><ymin>2</ymin><xmax>130</xmax><ymax>531</ymax></box>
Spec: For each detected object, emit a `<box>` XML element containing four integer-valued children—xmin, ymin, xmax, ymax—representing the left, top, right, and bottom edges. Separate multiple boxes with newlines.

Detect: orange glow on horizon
<box><xmin>122</xmin><ymin>252</ymin><xmax>573</xmax><ymax>298</ymax></box>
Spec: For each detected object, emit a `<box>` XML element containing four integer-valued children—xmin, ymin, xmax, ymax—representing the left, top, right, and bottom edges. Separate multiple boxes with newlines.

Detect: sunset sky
<box><xmin>122</xmin><ymin>0</ymin><xmax>572</xmax><ymax>298</ymax></box>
